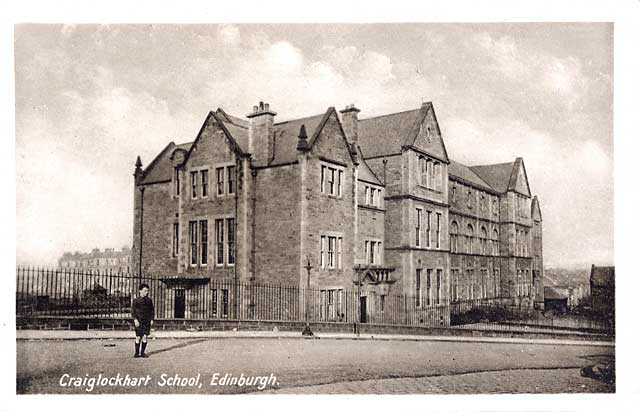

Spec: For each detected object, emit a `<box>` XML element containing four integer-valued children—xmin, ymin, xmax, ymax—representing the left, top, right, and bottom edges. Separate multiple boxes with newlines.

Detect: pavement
<box><xmin>16</xmin><ymin>333</ymin><xmax>615</xmax><ymax>394</ymax></box>
<box><xmin>261</xmin><ymin>368</ymin><xmax>615</xmax><ymax>394</ymax></box>
<box><xmin>14</xmin><ymin>329</ymin><xmax>615</xmax><ymax>347</ymax></box>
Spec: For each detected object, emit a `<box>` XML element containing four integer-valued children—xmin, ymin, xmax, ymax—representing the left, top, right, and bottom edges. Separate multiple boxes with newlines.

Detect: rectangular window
<box><xmin>426</xmin><ymin>269</ymin><xmax>432</xmax><ymax>306</ymax></box>
<box><xmin>415</xmin><ymin>269</ymin><xmax>422</xmax><ymax>307</ymax></box>
<box><xmin>216</xmin><ymin>167</ymin><xmax>224</xmax><ymax>195</ymax></box>
<box><xmin>227</xmin><ymin>166</ymin><xmax>236</xmax><ymax>195</ymax></box>
<box><xmin>216</xmin><ymin>219</ymin><xmax>224</xmax><ymax>265</ymax></box>
<box><xmin>337</xmin><ymin>237</ymin><xmax>342</xmax><ymax>269</ymax></box>
<box><xmin>328</xmin><ymin>236</ymin><xmax>336</xmax><ymax>268</ymax></box>
<box><xmin>377</xmin><ymin>241</ymin><xmax>383</xmax><ymax>265</ymax></box>
<box><xmin>201</xmin><ymin>170</ymin><xmax>208</xmax><ymax>197</ymax></box>
<box><xmin>426</xmin><ymin>211</ymin><xmax>431</xmax><ymax>248</ymax></box>
<box><xmin>328</xmin><ymin>168</ymin><xmax>335</xmax><ymax>195</ymax></box>
<box><xmin>191</xmin><ymin>171</ymin><xmax>198</xmax><ymax>199</ymax></box>
<box><xmin>364</xmin><ymin>186</ymin><xmax>369</xmax><ymax>205</ymax></box>
<box><xmin>369</xmin><ymin>240</ymin><xmax>375</xmax><ymax>265</ymax></box>
<box><xmin>377</xmin><ymin>189</ymin><xmax>382</xmax><ymax>207</ymax></box>
<box><xmin>320</xmin><ymin>236</ymin><xmax>326</xmax><ymax>268</ymax></box>
<box><xmin>172</xmin><ymin>223</ymin><xmax>179</xmax><ymax>257</ymax></box>
<box><xmin>337</xmin><ymin>170</ymin><xmax>343</xmax><ymax>197</ymax></box>
<box><xmin>321</xmin><ymin>165</ymin><xmax>326</xmax><ymax>193</ymax></box>
<box><xmin>221</xmin><ymin>289</ymin><xmax>229</xmax><ymax>317</ymax></box>
<box><xmin>189</xmin><ymin>221</ymin><xmax>197</xmax><ymax>265</ymax></box>
<box><xmin>380</xmin><ymin>295</ymin><xmax>385</xmax><ymax>312</ymax></box>
<box><xmin>436</xmin><ymin>269</ymin><xmax>442</xmax><ymax>305</ymax></box>
<box><xmin>227</xmin><ymin>218</ymin><xmax>235</xmax><ymax>265</ymax></box>
<box><xmin>436</xmin><ymin>213</ymin><xmax>441</xmax><ymax>249</ymax></box>
<box><xmin>200</xmin><ymin>220</ymin><xmax>208</xmax><ymax>265</ymax></box>
<box><xmin>175</xmin><ymin>168</ymin><xmax>180</xmax><ymax>196</ymax></box>
<box><xmin>369</xmin><ymin>186</ymin><xmax>375</xmax><ymax>205</ymax></box>
<box><xmin>211</xmin><ymin>289</ymin><xmax>217</xmax><ymax>318</ymax></box>
<box><xmin>415</xmin><ymin>209</ymin><xmax>422</xmax><ymax>247</ymax></box>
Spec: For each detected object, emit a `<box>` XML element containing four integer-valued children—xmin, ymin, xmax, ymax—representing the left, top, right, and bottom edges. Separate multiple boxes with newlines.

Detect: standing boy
<box><xmin>132</xmin><ymin>283</ymin><xmax>154</xmax><ymax>358</ymax></box>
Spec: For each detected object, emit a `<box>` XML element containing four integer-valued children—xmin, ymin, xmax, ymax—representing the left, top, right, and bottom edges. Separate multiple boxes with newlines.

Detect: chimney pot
<box><xmin>259</xmin><ymin>101</ymin><xmax>264</xmax><ymax>110</ymax></box>
<box><xmin>253</xmin><ymin>105</ymin><xmax>258</xmax><ymax>113</ymax></box>
<box><xmin>264</xmin><ymin>103</ymin><xmax>269</xmax><ymax>111</ymax></box>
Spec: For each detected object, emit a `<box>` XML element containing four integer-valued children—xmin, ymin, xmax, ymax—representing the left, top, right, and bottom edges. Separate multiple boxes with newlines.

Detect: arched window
<box><xmin>466</xmin><ymin>224</ymin><xmax>474</xmax><ymax>254</ymax></box>
<box><xmin>418</xmin><ymin>156</ymin><xmax>427</xmax><ymax>186</ymax></box>
<box><xmin>426</xmin><ymin>159</ymin><xmax>433</xmax><ymax>188</ymax></box>
<box><xmin>480</xmin><ymin>226</ymin><xmax>487</xmax><ymax>255</ymax></box>
<box><xmin>450</xmin><ymin>221</ymin><xmax>458</xmax><ymax>253</ymax></box>
<box><xmin>492</xmin><ymin>229</ymin><xmax>499</xmax><ymax>256</ymax></box>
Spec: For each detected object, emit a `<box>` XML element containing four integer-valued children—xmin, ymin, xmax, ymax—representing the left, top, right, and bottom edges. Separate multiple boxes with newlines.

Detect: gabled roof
<box><xmin>470</xmin><ymin>158</ymin><xmax>531</xmax><ymax>196</ymax></box>
<box><xmin>269</xmin><ymin>112</ymin><xmax>327</xmax><ymax>165</ymax></box>
<box><xmin>140</xmin><ymin>142</ymin><xmax>177</xmax><ymax>184</ymax></box>
<box><xmin>358</xmin><ymin>107</ymin><xmax>422</xmax><ymax>158</ymax></box>
<box><xmin>357</xmin><ymin>145</ymin><xmax>383</xmax><ymax>186</ymax></box>
<box><xmin>184</xmin><ymin>111</ymin><xmax>246</xmax><ymax>162</ymax></box>
<box><xmin>215</xmin><ymin>108</ymin><xmax>249</xmax><ymax>128</ymax></box>
<box><xmin>469</xmin><ymin>161</ymin><xmax>515</xmax><ymax>193</ymax></box>
<box><xmin>448</xmin><ymin>159</ymin><xmax>495</xmax><ymax>192</ymax></box>
<box><xmin>591</xmin><ymin>266</ymin><xmax>615</xmax><ymax>288</ymax></box>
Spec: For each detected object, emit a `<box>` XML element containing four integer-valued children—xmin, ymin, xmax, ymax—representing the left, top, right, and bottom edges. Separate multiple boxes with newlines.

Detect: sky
<box><xmin>14</xmin><ymin>23</ymin><xmax>613</xmax><ymax>268</ymax></box>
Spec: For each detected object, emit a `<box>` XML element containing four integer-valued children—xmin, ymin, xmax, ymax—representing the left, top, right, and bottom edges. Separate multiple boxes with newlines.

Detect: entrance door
<box><xmin>359</xmin><ymin>296</ymin><xmax>367</xmax><ymax>323</ymax></box>
<box><xmin>174</xmin><ymin>289</ymin><xmax>185</xmax><ymax>318</ymax></box>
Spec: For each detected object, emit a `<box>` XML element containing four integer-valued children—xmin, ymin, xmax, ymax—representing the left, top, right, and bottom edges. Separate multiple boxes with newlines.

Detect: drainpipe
<box><xmin>138</xmin><ymin>186</ymin><xmax>145</xmax><ymax>281</ymax></box>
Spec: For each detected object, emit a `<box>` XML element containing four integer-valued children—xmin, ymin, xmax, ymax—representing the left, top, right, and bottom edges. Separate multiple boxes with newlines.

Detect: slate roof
<box><xmin>270</xmin><ymin>113</ymin><xmax>326</xmax><ymax>165</ymax></box>
<box><xmin>140</xmin><ymin>142</ymin><xmax>177</xmax><ymax>184</ymax></box>
<box><xmin>448</xmin><ymin>160</ymin><xmax>494</xmax><ymax>192</ymax></box>
<box><xmin>469</xmin><ymin>162</ymin><xmax>515</xmax><ymax>193</ymax></box>
<box><xmin>356</xmin><ymin>146</ymin><xmax>383</xmax><ymax>186</ymax></box>
<box><xmin>358</xmin><ymin>108</ymin><xmax>422</xmax><ymax>158</ymax></box>
<box><xmin>140</xmin><ymin>108</ymin><xmax>339</xmax><ymax>181</ymax></box>
<box><xmin>590</xmin><ymin>266</ymin><xmax>615</xmax><ymax>288</ymax></box>
<box><xmin>216</xmin><ymin>108</ymin><xmax>249</xmax><ymax>128</ymax></box>
<box><xmin>544</xmin><ymin>286</ymin><xmax>569</xmax><ymax>300</ymax></box>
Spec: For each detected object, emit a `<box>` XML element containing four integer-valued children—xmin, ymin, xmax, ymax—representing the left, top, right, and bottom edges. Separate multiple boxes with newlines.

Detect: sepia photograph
<box><xmin>7</xmin><ymin>1</ymin><xmax>636</xmax><ymax>408</ymax></box>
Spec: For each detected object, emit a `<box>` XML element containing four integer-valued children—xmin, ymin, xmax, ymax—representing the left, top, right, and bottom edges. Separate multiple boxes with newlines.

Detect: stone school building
<box><xmin>132</xmin><ymin>101</ymin><xmax>543</xmax><ymax>322</ymax></box>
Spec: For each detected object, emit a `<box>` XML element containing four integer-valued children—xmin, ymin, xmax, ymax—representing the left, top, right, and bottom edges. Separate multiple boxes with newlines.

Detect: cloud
<box><xmin>14</xmin><ymin>24</ymin><xmax>613</xmax><ymax>268</ymax></box>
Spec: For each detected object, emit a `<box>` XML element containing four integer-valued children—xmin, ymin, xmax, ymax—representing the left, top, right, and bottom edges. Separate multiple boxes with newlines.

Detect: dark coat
<box><xmin>132</xmin><ymin>296</ymin><xmax>155</xmax><ymax>322</ymax></box>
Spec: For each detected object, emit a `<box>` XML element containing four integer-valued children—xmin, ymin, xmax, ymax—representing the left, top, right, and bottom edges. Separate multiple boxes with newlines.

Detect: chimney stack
<box><xmin>340</xmin><ymin>104</ymin><xmax>360</xmax><ymax>147</ymax></box>
<box><xmin>247</xmin><ymin>101</ymin><xmax>277</xmax><ymax>166</ymax></box>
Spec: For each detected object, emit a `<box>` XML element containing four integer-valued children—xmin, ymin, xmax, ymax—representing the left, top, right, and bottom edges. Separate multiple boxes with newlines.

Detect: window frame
<box><xmin>320</xmin><ymin>162</ymin><xmax>345</xmax><ymax>198</ymax></box>
<box><xmin>200</xmin><ymin>169</ymin><xmax>209</xmax><ymax>198</ymax></box>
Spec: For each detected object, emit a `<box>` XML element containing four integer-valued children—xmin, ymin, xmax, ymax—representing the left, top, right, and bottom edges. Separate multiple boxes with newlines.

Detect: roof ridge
<box><xmin>469</xmin><ymin>161</ymin><xmax>515</xmax><ymax>169</ymax></box>
<box><xmin>275</xmin><ymin>112</ymin><xmax>326</xmax><ymax>125</ymax></box>
<box><xmin>359</xmin><ymin>107</ymin><xmax>421</xmax><ymax>122</ymax></box>
<box><xmin>450</xmin><ymin>158</ymin><xmax>496</xmax><ymax>190</ymax></box>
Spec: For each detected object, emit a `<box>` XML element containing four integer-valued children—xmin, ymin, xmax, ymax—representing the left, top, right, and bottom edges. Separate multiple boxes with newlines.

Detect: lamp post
<box><xmin>355</xmin><ymin>264</ymin><xmax>362</xmax><ymax>337</ymax></box>
<box><xmin>302</xmin><ymin>258</ymin><xmax>314</xmax><ymax>336</ymax></box>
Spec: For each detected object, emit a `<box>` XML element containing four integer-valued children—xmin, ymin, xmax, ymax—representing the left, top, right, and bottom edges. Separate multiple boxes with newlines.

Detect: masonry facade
<box><xmin>132</xmin><ymin>101</ymin><xmax>544</xmax><ymax>320</ymax></box>
<box><xmin>59</xmin><ymin>247</ymin><xmax>132</xmax><ymax>274</ymax></box>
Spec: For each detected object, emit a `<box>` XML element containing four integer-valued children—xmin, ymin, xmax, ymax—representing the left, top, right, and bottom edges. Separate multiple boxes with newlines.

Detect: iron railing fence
<box><xmin>15</xmin><ymin>266</ymin><xmax>614</xmax><ymax>335</ymax></box>
<box><xmin>15</xmin><ymin>266</ymin><xmax>450</xmax><ymax>327</ymax></box>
